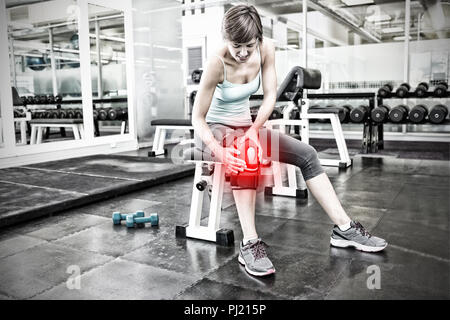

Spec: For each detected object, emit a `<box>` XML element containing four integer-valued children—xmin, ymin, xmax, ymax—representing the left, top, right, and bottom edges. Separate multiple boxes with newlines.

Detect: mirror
<box><xmin>88</xmin><ymin>4</ymin><xmax>128</xmax><ymax>138</ymax></box>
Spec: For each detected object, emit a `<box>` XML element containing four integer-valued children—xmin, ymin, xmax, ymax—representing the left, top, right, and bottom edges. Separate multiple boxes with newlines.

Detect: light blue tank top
<box><xmin>205</xmin><ymin>47</ymin><xmax>261</xmax><ymax>127</ymax></box>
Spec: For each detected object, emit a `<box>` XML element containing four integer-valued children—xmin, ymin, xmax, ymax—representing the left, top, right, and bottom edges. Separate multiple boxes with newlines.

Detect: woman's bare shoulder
<box><xmin>260</xmin><ymin>39</ymin><xmax>275</xmax><ymax>64</ymax></box>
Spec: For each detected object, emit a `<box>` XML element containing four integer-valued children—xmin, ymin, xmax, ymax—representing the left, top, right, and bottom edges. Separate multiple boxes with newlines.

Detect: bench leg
<box><xmin>36</xmin><ymin>126</ymin><xmax>44</xmax><ymax>144</ymax></box>
<box><xmin>265</xmin><ymin>161</ymin><xmax>308</xmax><ymax>198</ymax></box>
<box><xmin>78</xmin><ymin>124</ymin><xmax>85</xmax><ymax>139</ymax></box>
<box><xmin>20</xmin><ymin>120</ymin><xmax>27</xmax><ymax>145</ymax></box>
<box><xmin>150</xmin><ymin>127</ymin><xmax>166</xmax><ymax>156</ymax></box>
<box><xmin>30</xmin><ymin>125</ymin><xmax>36</xmax><ymax>144</ymax></box>
<box><xmin>72</xmin><ymin>125</ymin><xmax>81</xmax><ymax>140</ymax></box>
<box><xmin>179</xmin><ymin>163</ymin><xmax>232</xmax><ymax>245</ymax></box>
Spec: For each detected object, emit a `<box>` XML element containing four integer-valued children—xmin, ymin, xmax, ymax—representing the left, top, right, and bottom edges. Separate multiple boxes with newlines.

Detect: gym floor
<box><xmin>0</xmin><ymin>140</ymin><xmax>448</xmax><ymax>300</ymax></box>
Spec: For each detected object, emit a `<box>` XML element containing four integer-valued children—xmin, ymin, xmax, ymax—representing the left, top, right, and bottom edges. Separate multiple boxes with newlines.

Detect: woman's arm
<box><xmin>191</xmin><ymin>55</ymin><xmax>247</xmax><ymax>172</ymax></box>
<box><xmin>191</xmin><ymin>56</ymin><xmax>223</xmax><ymax>154</ymax></box>
<box><xmin>250</xmin><ymin>40</ymin><xmax>277</xmax><ymax>132</ymax></box>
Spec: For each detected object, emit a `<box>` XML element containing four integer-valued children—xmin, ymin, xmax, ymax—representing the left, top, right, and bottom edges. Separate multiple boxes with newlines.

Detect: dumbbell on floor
<box><xmin>112</xmin><ymin>210</ymin><xmax>145</xmax><ymax>225</ymax></box>
<box><xmin>126</xmin><ymin>213</ymin><xmax>159</xmax><ymax>228</ymax></box>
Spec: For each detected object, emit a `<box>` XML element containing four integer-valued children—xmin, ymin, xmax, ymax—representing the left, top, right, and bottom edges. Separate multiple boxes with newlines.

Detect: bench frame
<box><xmin>30</xmin><ymin>123</ymin><xmax>85</xmax><ymax>144</ymax></box>
<box><xmin>150</xmin><ymin>125</ymin><xmax>193</xmax><ymax>156</ymax></box>
<box><xmin>176</xmin><ymin>160</ymin><xmax>234</xmax><ymax>246</ymax></box>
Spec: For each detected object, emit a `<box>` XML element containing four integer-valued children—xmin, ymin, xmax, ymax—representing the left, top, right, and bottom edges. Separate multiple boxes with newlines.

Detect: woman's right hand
<box><xmin>215</xmin><ymin>146</ymin><xmax>247</xmax><ymax>174</ymax></box>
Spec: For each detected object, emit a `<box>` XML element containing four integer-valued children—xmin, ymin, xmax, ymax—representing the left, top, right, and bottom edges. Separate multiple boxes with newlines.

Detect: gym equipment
<box><xmin>97</xmin><ymin>108</ymin><xmax>109</xmax><ymax>120</ymax></box>
<box><xmin>196</xmin><ymin>179</ymin><xmax>208</xmax><ymax>191</ymax></box>
<box><xmin>176</xmin><ymin>66</ymin><xmax>326</xmax><ymax>246</ymax></box>
<box><xmin>40</xmin><ymin>95</ymin><xmax>49</xmax><ymax>104</ymax></box>
<box><xmin>47</xmin><ymin>95</ymin><xmax>56</xmax><ymax>104</ymax></box>
<box><xmin>26</xmin><ymin>96</ymin><xmax>35</xmax><ymax>105</ymax></box>
<box><xmin>20</xmin><ymin>96</ymin><xmax>28</xmax><ymax>106</ymax></box>
<box><xmin>433</xmin><ymin>81</ymin><xmax>448</xmax><ymax>97</ymax></box>
<box><xmin>74</xmin><ymin>109</ymin><xmax>83</xmax><ymax>119</ymax></box>
<box><xmin>378</xmin><ymin>83</ymin><xmax>393</xmax><ymax>98</ymax></box>
<box><xmin>26</xmin><ymin>54</ymin><xmax>47</xmax><ymax>71</ymax></box>
<box><xmin>49</xmin><ymin>109</ymin><xmax>60</xmax><ymax>119</ymax></box>
<box><xmin>148</xmin><ymin>119</ymin><xmax>193</xmax><ymax>157</ymax></box>
<box><xmin>191</xmin><ymin>69</ymin><xmax>203</xmax><ymax>84</ymax></box>
<box><xmin>55</xmin><ymin>95</ymin><xmax>63</xmax><ymax>103</ymax></box>
<box><xmin>428</xmin><ymin>104</ymin><xmax>448</xmax><ymax>124</ymax></box>
<box><xmin>389</xmin><ymin>104</ymin><xmax>409</xmax><ymax>123</ymax></box>
<box><xmin>59</xmin><ymin>109</ymin><xmax>67</xmax><ymax>119</ymax></box>
<box><xmin>66</xmin><ymin>108</ymin><xmax>75</xmax><ymax>119</ymax></box>
<box><xmin>409</xmin><ymin>104</ymin><xmax>428</xmax><ymax>124</ymax></box>
<box><xmin>339</xmin><ymin>105</ymin><xmax>352</xmax><ymax>123</ymax></box>
<box><xmin>395</xmin><ymin>83</ymin><xmax>410</xmax><ymax>98</ymax></box>
<box><xmin>108</xmin><ymin>108</ymin><xmax>128</xmax><ymax>121</ymax></box>
<box><xmin>349</xmin><ymin>105</ymin><xmax>369</xmax><ymax>123</ymax></box>
<box><xmin>415</xmin><ymin>82</ymin><xmax>429</xmax><ymax>97</ymax></box>
<box><xmin>125</xmin><ymin>213</ymin><xmax>159</xmax><ymax>228</ymax></box>
<box><xmin>370</xmin><ymin>104</ymin><xmax>390</xmax><ymax>123</ymax></box>
<box><xmin>34</xmin><ymin>95</ymin><xmax>42</xmax><ymax>104</ymax></box>
<box><xmin>112</xmin><ymin>211</ymin><xmax>145</xmax><ymax>225</ymax></box>
<box><xmin>93</xmin><ymin>109</ymin><xmax>99</xmax><ymax>120</ymax></box>
<box><xmin>189</xmin><ymin>90</ymin><xmax>197</xmax><ymax>109</ymax></box>
<box><xmin>107</xmin><ymin>108</ymin><xmax>119</xmax><ymax>120</ymax></box>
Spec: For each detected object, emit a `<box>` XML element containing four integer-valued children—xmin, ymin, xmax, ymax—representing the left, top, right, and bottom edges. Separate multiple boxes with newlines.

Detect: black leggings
<box><xmin>195</xmin><ymin>123</ymin><xmax>324</xmax><ymax>181</ymax></box>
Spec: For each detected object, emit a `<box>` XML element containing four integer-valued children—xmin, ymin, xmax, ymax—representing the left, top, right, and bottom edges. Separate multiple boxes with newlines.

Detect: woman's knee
<box><xmin>302</xmin><ymin>145</ymin><xmax>324</xmax><ymax>180</ymax></box>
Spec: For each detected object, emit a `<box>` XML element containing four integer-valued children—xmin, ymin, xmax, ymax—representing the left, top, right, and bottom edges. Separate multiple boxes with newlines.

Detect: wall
<box><xmin>132</xmin><ymin>0</ymin><xmax>184</xmax><ymax>144</ymax></box>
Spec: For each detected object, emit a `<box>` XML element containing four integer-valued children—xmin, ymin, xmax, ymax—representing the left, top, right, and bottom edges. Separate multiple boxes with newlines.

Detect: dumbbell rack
<box><xmin>376</xmin><ymin>89</ymin><xmax>450</xmax><ymax>151</ymax></box>
<box><xmin>307</xmin><ymin>92</ymin><xmax>378</xmax><ymax>154</ymax></box>
<box><xmin>55</xmin><ymin>97</ymin><xmax>128</xmax><ymax>136</ymax></box>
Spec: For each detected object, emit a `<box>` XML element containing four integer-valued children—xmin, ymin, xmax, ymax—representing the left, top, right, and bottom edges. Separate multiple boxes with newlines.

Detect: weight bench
<box><xmin>176</xmin><ymin>67</ymin><xmax>323</xmax><ymax>245</ymax></box>
<box><xmin>148</xmin><ymin>119</ymin><xmax>193</xmax><ymax>157</ymax></box>
<box><xmin>267</xmin><ymin>66</ymin><xmax>352</xmax><ymax>168</ymax></box>
<box><xmin>176</xmin><ymin>146</ymin><xmax>235</xmax><ymax>246</ymax></box>
<box><xmin>30</xmin><ymin>118</ymin><xmax>84</xmax><ymax>144</ymax></box>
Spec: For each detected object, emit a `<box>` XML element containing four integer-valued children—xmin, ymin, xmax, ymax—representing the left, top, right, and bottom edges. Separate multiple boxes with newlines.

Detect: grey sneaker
<box><xmin>330</xmin><ymin>221</ymin><xmax>387</xmax><ymax>253</ymax></box>
<box><xmin>238</xmin><ymin>239</ymin><xmax>275</xmax><ymax>277</ymax></box>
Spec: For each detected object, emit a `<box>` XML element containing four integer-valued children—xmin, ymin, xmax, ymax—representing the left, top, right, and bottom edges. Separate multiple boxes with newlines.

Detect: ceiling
<box><xmin>6</xmin><ymin>0</ymin><xmax>450</xmax><ymax>44</ymax></box>
<box><xmin>253</xmin><ymin>0</ymin><xmax>450</xmax><ymax>43</ymax></box>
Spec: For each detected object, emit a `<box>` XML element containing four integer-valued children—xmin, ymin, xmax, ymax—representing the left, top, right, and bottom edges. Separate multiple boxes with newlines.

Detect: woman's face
<box><xmin>227</xmin><ymin>38</ymin><xmax>258</xmax><ymax>64</ymax></box>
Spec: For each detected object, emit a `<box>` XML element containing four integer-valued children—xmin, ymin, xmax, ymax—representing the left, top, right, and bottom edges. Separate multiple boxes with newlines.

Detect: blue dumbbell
<box><xmin>125</xmin><ymin>213</ymin><xmax>159</xmax><ymax>228</ymax></box>
<box><xmin>112</xmin><ymin>211</ymin><xmax>145</xmax><ymax>225</ymax></box>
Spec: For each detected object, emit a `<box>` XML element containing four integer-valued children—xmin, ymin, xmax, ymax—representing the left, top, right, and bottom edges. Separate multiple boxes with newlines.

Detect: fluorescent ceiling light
<box><xmin>382</xmin><ymin>27</ymin><xmax>403</xmax><ymax>33</ymax></box>
<box><xmin>341</xmin><ymin>0</ymin><xmax>374</xmax><ymax>6</ymax></box>
<box><xmin>366</xmin><ymin>14</ymin><xmax>391</xmax><ymax>23</ymax></box>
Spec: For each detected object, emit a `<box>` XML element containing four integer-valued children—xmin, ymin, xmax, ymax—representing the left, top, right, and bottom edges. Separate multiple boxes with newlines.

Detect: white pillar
<box><xmin>404</xmin><ymin>0</ymin><xmax>410</xmax><ymax>83</ymax></box>
<box><xmin>302</xmin><ymin>0</ymin><xmax>308</xmax><ymax>68</ymax></box>
<box><xmin>48</xmin><ymin>28</ymin><xmax>58</xmax><ymax>96</ymax></box>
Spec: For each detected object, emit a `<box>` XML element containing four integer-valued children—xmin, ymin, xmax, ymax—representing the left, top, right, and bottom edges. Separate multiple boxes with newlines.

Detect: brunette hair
<box><xmin>222</xmin><ymin>5</ymin><xmax>263</xmax><ymax>44</ymax></box>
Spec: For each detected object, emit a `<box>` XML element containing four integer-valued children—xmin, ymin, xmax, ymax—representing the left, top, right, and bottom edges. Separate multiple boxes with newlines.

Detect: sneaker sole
<box><xmin>238</xmin><ymin>255</ymin><xmax>275</xmax><ymax>277</ymax></box>
<box><xmin>330</xmin><ymin>238</ymin><xmax>387</xmax><ymax>253</ymax></box>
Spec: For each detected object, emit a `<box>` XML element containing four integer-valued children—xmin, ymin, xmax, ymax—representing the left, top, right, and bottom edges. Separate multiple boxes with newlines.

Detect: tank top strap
<box><xmin>257</xmin><ymin>44</ymin><xmax>262</xmax><ymax>76</ymax></box>
<box><xmin>215</xmin><ymin>55</ymin><xmax>227</xmax><ymax>82</ymax></box>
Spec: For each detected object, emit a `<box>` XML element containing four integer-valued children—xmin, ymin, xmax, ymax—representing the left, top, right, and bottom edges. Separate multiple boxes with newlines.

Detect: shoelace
<box><xmin>249</xmin><ymin>240</ymin><xmax>269</xmax><ymax>260</ymax></box>
<box><xmin>354</xmin><ymin>221</ymin><xmax>371</xmax><ymax>237</ymax></box>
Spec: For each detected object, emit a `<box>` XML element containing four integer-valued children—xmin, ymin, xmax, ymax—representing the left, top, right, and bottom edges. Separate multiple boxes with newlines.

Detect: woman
<box><xmin>191</xmin><ymin>4</ymin><xmax>387</xmax><ymax>277</ymax></box>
